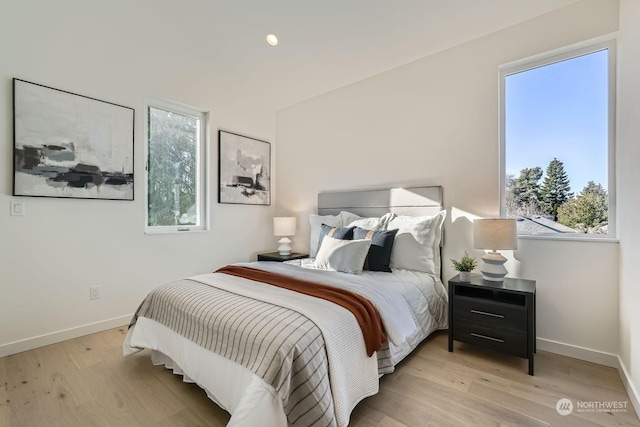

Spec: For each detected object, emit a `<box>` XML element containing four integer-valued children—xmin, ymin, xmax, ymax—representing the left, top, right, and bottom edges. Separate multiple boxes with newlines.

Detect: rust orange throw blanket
<box><xmin>216</xmin><ymin>265</ymin><xmax>387</xmax><ymax>356</ymax></box>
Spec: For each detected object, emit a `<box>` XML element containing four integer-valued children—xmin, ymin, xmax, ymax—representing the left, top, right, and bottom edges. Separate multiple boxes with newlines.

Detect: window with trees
<box><xmin>146</xmin><ymin>99</ymin><xmax>208</xmax><ymax>232</ymax></box>
<box><xmin>500</xmin><ymin>40</ymin><xmax>615</xmax><ymax>237</ymax></box>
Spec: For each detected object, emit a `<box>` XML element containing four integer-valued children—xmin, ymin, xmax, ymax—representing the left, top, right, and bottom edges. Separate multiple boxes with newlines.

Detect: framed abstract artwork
<box><xmin>13</xmin><ymin>78</ymin><xmax>135</xmax><ymax>200</ymax></box>
<box><xmin>218</xmin><ymin>130</ymin><xmax>271</xmax><ymax>205</ymax></box>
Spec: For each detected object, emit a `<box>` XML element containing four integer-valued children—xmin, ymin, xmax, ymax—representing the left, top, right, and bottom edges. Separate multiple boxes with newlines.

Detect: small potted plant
<box><xmin>451</xmin><ymin>251</ymin><xmax>477</xmax><ymax>282</ymax></box>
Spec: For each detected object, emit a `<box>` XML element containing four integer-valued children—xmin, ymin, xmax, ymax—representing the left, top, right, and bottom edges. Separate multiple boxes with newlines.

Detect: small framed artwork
<box><xmin>218</xmin><ymin>130</ymin><xmax>271</xmax><ymax>205</ymax></box>
<box><xmin>13</xmin><ymin>78</ymin><xmax>135</xmax><ymax>200</ymax></box>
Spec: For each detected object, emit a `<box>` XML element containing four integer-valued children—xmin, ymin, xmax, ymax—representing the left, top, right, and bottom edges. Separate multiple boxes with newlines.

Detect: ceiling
<box><xmin>150</xmin><ymin>0</ymin><xmax>580</xmax><ymax>111</ymax></box>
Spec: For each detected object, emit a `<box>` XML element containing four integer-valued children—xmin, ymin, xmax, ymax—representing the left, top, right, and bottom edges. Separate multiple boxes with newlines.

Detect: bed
<box><xmin>124</xmin><ymin>186</ymin><xmax>448</xmax><ymax>427</ymax></box>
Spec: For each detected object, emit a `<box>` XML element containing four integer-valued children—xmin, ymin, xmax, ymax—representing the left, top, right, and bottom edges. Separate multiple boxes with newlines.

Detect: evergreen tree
<box><xmin>582</xmin><ymin>181</ymin><xmax>607</xmax><ymax>198</ymax></box>
<box><xmin>557</xmin><ymin>181</ymin><xmax>608</xmax><ymax>232</ymax></box>
<box><xmin>505</xmin><ymin>173</ymin><xmax>518</xmax><ymax>216</ymax></box>
<box><xmin>540</xmin><ymin>158</ymin><xmax>573</xmax><ymax>220</ymax></box>
<box><xmin>147</xmin><ymin>108</ymin><xmax>198</xmax><ymax>226</ymax></box>
<box><xmin>513</xmin><ymin>167</ymin><xmax>543</xmax><ymax>216</ymax></box>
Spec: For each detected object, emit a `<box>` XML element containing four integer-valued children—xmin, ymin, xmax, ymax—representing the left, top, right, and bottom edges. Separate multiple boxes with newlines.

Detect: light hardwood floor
<box><xmin>1</xmin><ymin>327</ymin><xmax>638</xmax><ymax>427</ymax></box>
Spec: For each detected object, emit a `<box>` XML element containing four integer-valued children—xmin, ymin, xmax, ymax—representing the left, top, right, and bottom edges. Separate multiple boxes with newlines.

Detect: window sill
<box><xmin>145</xmin><ymin>227</ymin><xmax>209</xmax><ymax>235</ymax></box>
<box><xmin>517</xmin><ymin>234</ymin><xmax>619</xmax><ymax>243</ymax></box>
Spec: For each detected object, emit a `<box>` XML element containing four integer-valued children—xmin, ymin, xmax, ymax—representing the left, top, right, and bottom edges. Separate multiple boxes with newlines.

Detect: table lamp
<box><xmin>274</xmin><ymin>217</ymin><xmax>297</xmax><ymax>255</ymax></box>
<box><xmin>473</xmin><ymin>218</ymin><xmax>517</xmax><ymax>282</ymax></box>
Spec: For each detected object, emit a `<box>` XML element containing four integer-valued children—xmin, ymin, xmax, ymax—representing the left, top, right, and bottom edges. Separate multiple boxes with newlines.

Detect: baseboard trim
<box><xmin>615</xmin><ymin>356</ymin><xmax>640</xmax><ymax>418</ymax></box>
<box><xmin>0</xmin><ymin>315</ymin><xmax>132</xmax><ymax>358</ymax></box>
<box><xmin>537</xmin><ymin>337</ymin><xmax>619</xmax><ymax>367</ymax></box>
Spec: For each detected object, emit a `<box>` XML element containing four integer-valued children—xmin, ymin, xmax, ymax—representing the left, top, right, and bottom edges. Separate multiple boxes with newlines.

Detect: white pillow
<box><xmin>342</xmin><ymin>211</ymin><xmax>397</xmax><ymax>231</ymax></box>
<box><xmin>387</xmin><ymin>211</ymin><xmax>446</xmax><ymax>275</ymax></box>
<box><xmin>314</xmin><ymin>236</ymin><xmax>372</xmax><ymax>274</ymax></box>
<box><xmin>339</xmin><ymin>211</ymin><xmax>362</xmax><ymax>226</ymax></box>
<box><xmin>309</xmin><ymin>214</ymin><xmax>342</xmax><ymax>258</ymax></box>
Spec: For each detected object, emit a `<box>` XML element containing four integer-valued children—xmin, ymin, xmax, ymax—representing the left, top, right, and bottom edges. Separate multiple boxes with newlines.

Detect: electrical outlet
<box><xmin>90</xmin><ymin>285</ymin><xmax>102</xmax><ymax>300</ymax></box>
<box><xmin>10</xmin><ymin>200</ymin><xmax>25</xmax><ymax>216</ymax></box>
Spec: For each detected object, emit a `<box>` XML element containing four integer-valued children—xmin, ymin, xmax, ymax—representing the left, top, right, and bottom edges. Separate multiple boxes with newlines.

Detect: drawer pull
<box><xmin>470</xmin><ymin>333</ymin><xmax>504</xmax><ymax>343</ymax></box>
<box><xmin>470</xmin><ymin>309</ymin><xmax>504</xmax><ymax>318</ymax></box>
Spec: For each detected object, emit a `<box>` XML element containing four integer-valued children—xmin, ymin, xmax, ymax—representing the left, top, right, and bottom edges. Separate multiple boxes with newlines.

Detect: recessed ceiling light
<box><xmin>266</xmin><ymin>34</ymin><xmax>279</xmax><ymax>47</ymax></box>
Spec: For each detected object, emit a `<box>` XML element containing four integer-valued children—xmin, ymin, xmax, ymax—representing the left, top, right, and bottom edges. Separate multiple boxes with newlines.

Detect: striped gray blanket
<box><xmin>130</xmin><ymin>278</ymin><xmax>393</xmax><ymax>427</ymax></box>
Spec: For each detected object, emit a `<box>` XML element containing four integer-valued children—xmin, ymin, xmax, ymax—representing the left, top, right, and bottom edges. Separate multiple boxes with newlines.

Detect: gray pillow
<box><xmin>309</xmin><ymin>214</ymin><xmax>342</xmax><ymax>258</ymax></box>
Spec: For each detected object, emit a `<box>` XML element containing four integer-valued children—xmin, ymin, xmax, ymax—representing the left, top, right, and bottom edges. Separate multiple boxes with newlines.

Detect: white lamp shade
<box><xmin>274</xmin><ymin>217</ymin><xmax>296</xmax><ymax>237</ymax></box>
<box><xmin>473</xmin><ymin>218</ymin><xmax>518</xmax><ymax>250</ymax></box>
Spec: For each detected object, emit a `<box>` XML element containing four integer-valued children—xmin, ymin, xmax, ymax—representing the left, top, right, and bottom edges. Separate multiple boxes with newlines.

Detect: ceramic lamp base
<box><xmin>480</xmin><ymin>250</ymin><xmax>508</xmax><ymax>281</ymax></box>
<box><xmin>277</xmin><ymin>237</ymin><xmax>292</xmax><ymax>256</ymax></box>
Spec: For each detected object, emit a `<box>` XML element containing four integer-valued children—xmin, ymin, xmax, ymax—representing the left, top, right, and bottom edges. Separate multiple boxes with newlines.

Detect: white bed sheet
<box><xmin>124</xmin><ymin>317</ymin><xmax>287</xmax><ymax>427</ymax></box>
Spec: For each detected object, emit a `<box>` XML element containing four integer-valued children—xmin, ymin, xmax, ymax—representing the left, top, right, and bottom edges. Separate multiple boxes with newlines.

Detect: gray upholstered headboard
<box><xmin>318</xmin><ymin>185</ymin><xmax>445</xmax><ymax>278</ymax></box>
<box><xmin>317</xmin><ymin>186</ymin><xmax>443</xmax><ymax>218</ymax></box>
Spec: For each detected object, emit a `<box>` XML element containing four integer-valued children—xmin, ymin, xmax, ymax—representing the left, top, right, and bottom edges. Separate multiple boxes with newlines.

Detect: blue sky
<box><xmin>505</xmin><ymin>49</ymin><xmax>609</xmax><ymax>195</ymax></box>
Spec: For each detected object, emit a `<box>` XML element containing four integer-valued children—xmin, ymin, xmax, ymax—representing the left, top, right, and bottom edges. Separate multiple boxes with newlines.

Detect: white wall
<box><xmin>276</xmin><ymin>0</ymin><xmax>620</xmax><ymax>358</ymax></box>
<box><xmin>0</xmin><ymin>0</ymin><xmax>276</xmax><ymax>355</ymax></box>
<box><xmin>618</xmin><ymin>0</ymin><xmax>640</xmax><ymax>410</ymax></box>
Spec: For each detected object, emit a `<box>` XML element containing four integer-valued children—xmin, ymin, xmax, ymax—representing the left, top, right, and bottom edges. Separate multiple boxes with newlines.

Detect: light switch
<box><xmin>10</xmin><ymin>200</ymin><xmax>25</xmax><ymax>216</ymax></box>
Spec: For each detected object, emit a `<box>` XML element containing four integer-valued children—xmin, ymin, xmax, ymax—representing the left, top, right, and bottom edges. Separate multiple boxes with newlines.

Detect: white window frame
<box><xmin>145</xmin><ymin>97</ymin><xmax>210</xmax><ymax>234</ymax></box>
<box><xmin>499</xmin><ymin>36</ymin><xmax>617</xmax><ymax>241</ymax></box>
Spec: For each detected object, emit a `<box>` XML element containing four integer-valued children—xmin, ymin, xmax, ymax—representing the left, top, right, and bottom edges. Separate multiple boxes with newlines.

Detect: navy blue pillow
<box><xmin>317</xmin><ymin>224</ymin><xmax>355</xmax><ymax>254</ymax></box>
<box><xmin>353</xmin><ymin>227</ymin><xmax>398</xmax><ymax>272</ymax></box>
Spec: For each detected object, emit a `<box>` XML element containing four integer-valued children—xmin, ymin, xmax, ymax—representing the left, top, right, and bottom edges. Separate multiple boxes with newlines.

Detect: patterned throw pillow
<box><xmin>353</xmin><ymin>227</ymin><xmax>398</xmax><ymax>272</ymax></box>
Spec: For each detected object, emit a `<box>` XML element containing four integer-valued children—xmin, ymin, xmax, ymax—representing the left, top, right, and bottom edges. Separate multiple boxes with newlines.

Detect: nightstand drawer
<box><xmin>453</xmin><ymin>295</ymin><xmax>526</xmax><ymax>331</ymax></box>
<box><xmin>452</xmin><ymin>322</ymin><xmax>527</xmax><ymax>358</ymax></box>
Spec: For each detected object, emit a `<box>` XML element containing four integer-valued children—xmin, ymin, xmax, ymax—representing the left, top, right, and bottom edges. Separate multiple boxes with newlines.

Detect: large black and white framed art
<box><xmin>13</xmin><ymin>78</ymin><xmax>135</xmax><ymax>200</ymax></box>
<box><xmin>218</xmin><ymin>130</ymin><xmax>271</xmax><ymax>205</ymax></box>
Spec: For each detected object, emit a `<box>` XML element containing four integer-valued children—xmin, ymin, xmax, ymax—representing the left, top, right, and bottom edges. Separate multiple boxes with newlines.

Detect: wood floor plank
<box><xmin>384</xmin><ymin>371</ymin><xmax>547</xmax><ymax>427</ymax></box>
<box><xmin>157</xmin><ymin>407</ymin><xmax>225</xmax><ymax>427</ymax></box>
<box><xmin>468</xmin><ymin>381</ymin><xmax>601</xmax><ymax>427</ymax></box>
<box><xmin>350</xmin><ymin>408</ymin><xmax>388</xmax><ymax>426</ymax></box>
<box><xmin>153</xmin><ymin>366</ymin><xmax>231</xmax><ymax>426</ymax></box>
<box><xmin>377</xmin><ymin>416</ymin><xmax>413</xmax><ymax>427</ymax></box>
<box><xmin>0</xmin><ymin>328</ymin><xmax>638</xmax><ymax>427</ymax></box>
<box><xmin>0</xmin><ymin>354</ymin><xmax>10</xmax><ymax>427</ymax></box>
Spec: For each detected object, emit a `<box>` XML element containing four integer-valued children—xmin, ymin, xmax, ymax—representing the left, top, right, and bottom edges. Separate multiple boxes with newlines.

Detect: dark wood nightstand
<box><xmin>257</xmin><ymin>252</ymin><xmax>309</xmax><ymax>262</ymax></box>
<box><xmin>448</xmin><ymin>273</ymin><xmax>536</xmax><ymax>375</ymax></box>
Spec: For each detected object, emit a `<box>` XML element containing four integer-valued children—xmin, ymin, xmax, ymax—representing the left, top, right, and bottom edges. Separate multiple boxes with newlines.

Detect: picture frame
<box><xmin>13</xmin><ymin>78</ymin><xmax>135</xmax><ymax>200</ymax></box>
<box><xmin>218</xmin><ymin>130</ymin><xmax>271</xmax><ymax>205</ymax></box>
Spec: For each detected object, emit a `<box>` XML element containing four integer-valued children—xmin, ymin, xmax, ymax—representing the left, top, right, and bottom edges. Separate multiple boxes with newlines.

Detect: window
<box><xmin>500</xmin><ymin>39</ymin><xmax>615</xmax><ymax>238</ymax></box>
<box><xmin>146</xmin><ymin>99</ymin><xmax>208</xmax><ymax>232</ymax></box>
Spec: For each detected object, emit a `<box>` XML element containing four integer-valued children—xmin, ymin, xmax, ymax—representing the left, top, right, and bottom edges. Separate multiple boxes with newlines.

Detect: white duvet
<box><xmin>282</xmin><ymin>259</ymin><xmax>448</xmax><ymax>365</ymax></box>
<box><xmin>257</xmin><ymin>261</ymin><xmax>445</xmax><ymax>346</ymax></box>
